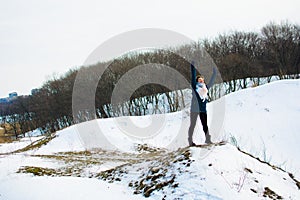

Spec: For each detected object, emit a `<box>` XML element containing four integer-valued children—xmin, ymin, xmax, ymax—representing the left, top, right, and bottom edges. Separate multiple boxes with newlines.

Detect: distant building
<box><xmin>0</xmin><ymin>98</ymin><xmax>8</xmax><ymax>103</ymax></box>
<box><xmin>0</xmin><ymin>92</ymin><xmax>19</xmax><ymax>103</ymax></box>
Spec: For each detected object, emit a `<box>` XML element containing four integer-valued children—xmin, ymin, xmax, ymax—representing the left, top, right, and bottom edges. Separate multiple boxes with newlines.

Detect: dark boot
<box><xmin>188</xmin><ymin>137</ymin><xmax>196</xmax><ymax>146</ymax></box>
<box><xmin>189</xmin><ymin>142</ymin><xmax>196</xmax><ymax>147</ymax></box>
<box><xmin>205</xmin><ymin>134</ymin><xmax>212</xmax><ymax>144</ymax></box>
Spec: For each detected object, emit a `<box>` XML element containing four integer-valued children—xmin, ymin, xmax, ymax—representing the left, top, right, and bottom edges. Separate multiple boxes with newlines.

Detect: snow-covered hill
<box><xmin>223</xmin><ymin>79</ymin><xmax>300</xmax><ymax>180</ymax></box>
<box><xmin>0</xmin><ymin>79</ymin><xmax>299</xmax><ymax>199</ymax></box>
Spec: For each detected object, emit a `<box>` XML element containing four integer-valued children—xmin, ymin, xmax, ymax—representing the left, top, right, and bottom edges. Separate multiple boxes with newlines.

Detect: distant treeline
<box><xmin>0</xmin><ymin>21</ymin><xmax>299</xmax><ymax>138</ymax></box>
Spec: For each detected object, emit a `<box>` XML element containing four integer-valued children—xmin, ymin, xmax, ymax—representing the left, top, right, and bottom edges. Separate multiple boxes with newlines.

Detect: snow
<box><xmin>0</xmin><ymin>175</ymin><xmax>147</xmax><ymax>200</ymax></box>
<box><xmin>24</xmin><ymin>129</ymin><xmax>43</xmax><ymax>137</ymax></box>
<box><xmin>178</xmin><ymin>145</ymin><xmax>299</xmax><ymax>200</ymax></box>
<box><xmin>35</xmin><ymin>126</ymin><xmax>85</xmax><ymax>154</ymax></box>
<box><xmin>0</xmin><ymin>136</ymin><xmax>43</xmax><ymax>154</ymax></box>
<box><xmin>223</xmin><ymin>79</ymin><xmax>300</xmax><ymax>179</ymax></box>
<box><xmin>0</xmin><ymin>79</ymin><xmax>300</xmax><ymax>199</ymax></box>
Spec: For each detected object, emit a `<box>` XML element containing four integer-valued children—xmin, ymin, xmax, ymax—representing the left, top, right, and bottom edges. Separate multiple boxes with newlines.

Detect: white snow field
<box><xmin>0</xmin><ymin>79</ymin><xmax>299</xmax><ymax>199</ymax></box>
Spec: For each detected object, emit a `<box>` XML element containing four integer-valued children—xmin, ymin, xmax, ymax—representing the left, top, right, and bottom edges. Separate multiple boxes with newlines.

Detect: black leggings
<box><xmin>188</xmin><ymin>112</ymin><xmax>208</xmax><ymax>143</ymax></box>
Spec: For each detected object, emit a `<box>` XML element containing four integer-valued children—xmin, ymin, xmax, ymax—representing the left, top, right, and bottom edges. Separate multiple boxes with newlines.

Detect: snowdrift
<box><xmin>223</xmin><ymin>79</ymin><xmax>300</xmax><ymax>180</ymax></box>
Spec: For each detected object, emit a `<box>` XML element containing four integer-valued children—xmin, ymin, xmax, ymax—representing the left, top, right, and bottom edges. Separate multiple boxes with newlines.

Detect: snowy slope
<box><xmin>0</xmin><ymin>140</ymin><xmax>299</xmax><ymax>199</ymax></box>
<box><xmin>0</xmin><ymin>136</ymin><xmax>43</xmax><ymax>154</ymax></box>
<box><xmin>34</xmin><ymin>79</ymin><xmax>300</xmax><ymax>178</ymax></box>
<box><xmin>113</xmin><ymin>144</ymin><xmax>300</xmax><ymax>199</ymax></box>
<box><xmin>0</xmin><ymin>79</ymin><xmax>299</xmax><ymax>199</ymax></box>
<box><xmin>223</xmin><ymin>79</ymin><xmax>300</xmax><ymax>180</ymax></box>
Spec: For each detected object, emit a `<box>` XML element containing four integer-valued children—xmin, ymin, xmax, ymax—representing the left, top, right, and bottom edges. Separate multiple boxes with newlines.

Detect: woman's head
<box><xmin>196</xmin><ymin>75</ymin><xmax>205</xmax><ymax>83</ymax></box>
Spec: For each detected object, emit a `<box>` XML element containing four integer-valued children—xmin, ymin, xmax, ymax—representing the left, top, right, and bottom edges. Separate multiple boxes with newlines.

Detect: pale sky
<box><xmin>1</xmin><ymin>0</ymin><xmax>299</xmax><ymax>98</ymax></box>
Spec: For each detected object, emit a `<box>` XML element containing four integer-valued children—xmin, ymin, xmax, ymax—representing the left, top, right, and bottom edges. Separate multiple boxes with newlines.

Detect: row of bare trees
<box><xmin>1</xmin><ymin>21</ymin><xmax>299</xmax><ymax>138</ymax></box>
<box><xmin>205</xmin><ymin>21</ymin><xmax>300</xmax><ymax>81</ymax></box>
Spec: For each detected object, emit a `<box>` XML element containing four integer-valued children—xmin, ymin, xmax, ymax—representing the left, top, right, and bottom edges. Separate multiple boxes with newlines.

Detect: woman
<box><xmin>188</xmin><ymin>62</ymin><xmax>216</xmax><ymax>146</ymax></box>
